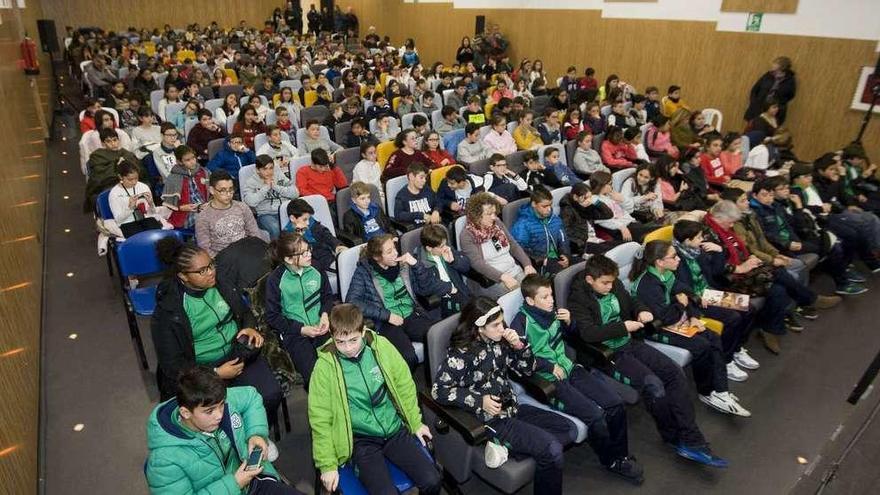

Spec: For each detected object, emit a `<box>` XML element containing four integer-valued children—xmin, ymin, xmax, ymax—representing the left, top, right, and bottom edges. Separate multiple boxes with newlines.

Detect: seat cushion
<box><xmin>470</xmin><ymin>446</ymin><xmax>535</xmax><ymax>494</ymax></box>
<box><xmin>337</xmin><ymin>459</ymin><xmax>414</xmax><ymax>494</ymax></box>
<box><xmin>644</xmin><ymin>340</ymin><xmax>692</xmax><ymax>368</ymax></box>
<box><xmin>129</xmin><ymin>286</ymin><xmax>157</xmax><ymax>316</ymax></box>
<box><xmin>509</xmin><ymin>381</ymin><xmax>587</xmax><ymax>443</ymax></box>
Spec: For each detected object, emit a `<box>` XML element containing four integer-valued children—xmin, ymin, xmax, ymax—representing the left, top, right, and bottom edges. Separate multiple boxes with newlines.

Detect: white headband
<box><xmin>475</xmin><ymin>305</ymin><xmax>502</xmax><ymax>327</ymax></box>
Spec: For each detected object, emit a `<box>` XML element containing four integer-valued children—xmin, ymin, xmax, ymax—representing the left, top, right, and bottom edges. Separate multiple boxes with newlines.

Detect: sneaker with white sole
<box><xmin>726</xmin><ymin>361</ymin><xmax>749</xmax><ymax>382</ymax></box>
<box><xmin>266</xmin><ymin>439</ymin><xmax>279</xmax><ymax>462</ymax></box>
<box><xmin>700</xmin><ymin>391</ymin><xmax>752</xmax><ymax>417</ymax></box>
<box><xmin>733</xmin><ymin>348</ymin><xmax>760</xmax><ymax>370</ymax></box>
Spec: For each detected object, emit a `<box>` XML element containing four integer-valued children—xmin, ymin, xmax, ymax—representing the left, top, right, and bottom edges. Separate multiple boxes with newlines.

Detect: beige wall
<box><xmin>376</xmin><ymin>2</ymin><xmax>878</xmax><ymax>161</ymax></box>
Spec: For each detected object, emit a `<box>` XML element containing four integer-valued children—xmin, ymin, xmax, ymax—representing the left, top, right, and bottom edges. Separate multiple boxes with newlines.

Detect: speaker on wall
<box><xmin>36</xmin><ymin>19</ymin><xmax>59</xmax><ymax>54</ymax></box>
<box><xmin>475</xmin><ymin>15</ymin><xmax>486</xmax><ymax>36</ymax></box>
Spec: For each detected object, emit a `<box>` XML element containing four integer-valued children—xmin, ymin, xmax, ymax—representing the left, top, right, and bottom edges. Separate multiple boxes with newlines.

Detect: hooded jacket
<box><xmin>568</xmin><ymin>276</ymin><xmax>649</xmax><ymax>347</ymax></box>
<box><xmin>345</xmin><ymin>259</ymin><xmax>427</xmax><ymax>332</ymax></box>
<box><xmin>308</xmin><ymin>330</ymin><xmax>422</xmax><ymax>474</ymax></box>
<box><xmin>83</xmin><ymin>147</ymin><xmax>146</xmax><ymax>213</ymax></box>
<box><xmin>511</xmin><ymin>203</ymin><xmax>570</xmax><ymax>263</ymax></box>
<box><xmin>341</xmin><ymin>200</ymin><xmax>394</xmax><ymax>244</ymax></box>
<box><xmin>558</xmin><ymin>194</ymin><xmax>613</xmax><ymax>253</ymax></box>
<box><xmin>750</xmin><ymin>197</ymin><xmax>800</xmax><ymax>252</ymax></box>
<box><xmin>207</xmin><ymin>138</ymin><xmax>257</xmax><ymax>180</ymax></box>
<box><xmin>145</xmin><ymin>385</ymin><xmax>278</xmax><ymax>494</ymax></box>
<box><xmin>282</xmin><ymin>217</ymin><xmax>340</xmax><ymax>273</ymax></box>
<box><xmin>410</xmin><ymin>245</ymin><xmax>471</xmax><ymax>316</ymax></box>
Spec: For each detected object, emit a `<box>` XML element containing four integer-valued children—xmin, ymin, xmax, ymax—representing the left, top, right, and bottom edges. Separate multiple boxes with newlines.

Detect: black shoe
<box><xmin>795</xmin><ymin>306</ymin><xmax>818</xmax><ymax>320</ymax></box>
<box><xmin>785</xmin><ymin>314</ymin><xmax>804</xmax><ymax>332</ymax></box>
<box><xmin>607</xmin><ymin>456</ymin><xmax>644</xmax><ymax>484</ymax></box>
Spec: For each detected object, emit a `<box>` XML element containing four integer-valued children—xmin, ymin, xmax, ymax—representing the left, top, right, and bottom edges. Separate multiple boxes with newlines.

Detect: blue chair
<box><xmin>443</xmin><ymin>128</ymin><xmax>466</xmax><ymax>159</ymax></box>
<box><xmin>114</xmin><ymin>229</ymin><xmax>184</xmax><ymax>369</ymax></box>
<box><xmin>328</xmin><ymin>444</ymin><xmax>434</xmax><ymax>494</ymax></box>
<box><xmin>96</xmin><ymin>189</ymin><xmax>116</xmax><ymax>277</ymax></box>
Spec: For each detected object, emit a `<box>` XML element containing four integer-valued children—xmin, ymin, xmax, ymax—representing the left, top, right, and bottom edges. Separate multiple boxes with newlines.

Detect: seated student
<box><xmin>600</xmin><ymin>126</ymin><xmax>638</xmax><ymax>169</ymax></box>
<box><xmin>157</xmin><ymin>83</ymin><xmax>182</xmax><ymax>123</ymax></box>
<box><xmin>765</xmin><ymin>175</ymin><xmax>867</xmax><ymax>295</ymax></box>
<box><xmin>343</xmin><ymin>181</ymin><xmax>395</xmax><ymax>243</ymax></box>
<box><xmin>538</xmin><ymin>108</ymin><xmax>563</xmax><ymax>145</ymax></box>
<box><xmin>559</xmin><ymin>182</ymin><xmax>619</xmax><ymax>255</ymax></box>
<box><xmin>346</xmin><ymin>118</ymin><xmax>379</xmax><ymax>148</ymax></box>
<box><xmin>144</xmin><ymin>122</ymin><xmax>183</xmax><ymax>180</ymax></box>
<box><xmin>273</xmin><ymin>106</ymin><xmax>297</xmax><ymax>142</ymax></box>
<box><xmin>352</xmin><ymin>142</ymin><xmax>384</xmax><ymax>202</ymax></box>
<box><xmin>511</xmin><ymin>186</ymin><xmax>572</xmax><ymax>275</ymax></box>
<box><xmin>629</xmin><ymin>94</ymin><xmax>648</xmax><ymax>127</ymax></box>
<box><xmin>415</xmin><ymin>90</ymin><xmax>440</xmax><ymax>115</ymax></box>
<box><xmin>435</xmin><ymin>105</ymin><xmax>466</xmax><ymax>135</ymax></box>
<box><xmin>151</xmin><ymin>237</ymin><xmax>281</xmax><ymax>413</ymax></box>
<box><xmin>283</xmin><ymin>199</ymin><xmax>346</xmax><ymax>273</ymax></box>
<box><xmin>583</xmin><ymin>103</ymin><xmax>607</xmax><ymax>137</ymax></box>
<box><xmin>630</xmin><ymin>241</ymin><xmax>752</xmax><ymax>415</ymax></box>
<box><xmin>346</xmin><ymin>234</ymin><xmax>437</xmax><ymax>369</ymax></box>
<box><xmin>699</xmin><ymin>133</ymin><xmax>732</xmax><ymax>188</ymax></box>
<box><xmin>365</xmin><ymin>92</ymin><xmax>399</xmax><ymax>121</ymax></box>
<box><xmin>396</xmin><ymin>92</ymin><xmax>416</xmax><ymax>116</ymax></box>
<box><xmin>562</xmin><ymin>108</ymin><xmax>585</xmax><ymax>142</ymax></box>
<box><xmin>162</xmin><ymin>145</ymin><xmax>210</xmax><ymax>230</ymax></box>
<box><xmin>462</xmin><ymin>95</ymin><xmax>486</xmax><ymax>125</ymax></box>
<box><xmin>242</xmin><ymin>155</ymin><xmax>299</xmax><ymax>240</ymax></box>
<box><xmin>723</xmin><ymin>188</ymin><xmax>810</xmax><ymax>284</ymax></box>
<box><xmin>512</xmin><ymin>110</ymin><xmax>542</xmax><ymax>151</ymax></box>
<box><xmin>263</xmin><ymin>232</ymin><xmax>334</xmax><ymax>387</ymax></box>
<box><xmin>410</xmin><ymin>114</ymin><xmax>432</xmax><ymax>148</ymax></box>
<box><xmin>511</xmin><ymin>274</ymin><xmax>645</xmax><ymax>483</ymax></box>
<box><xmin>120</xmin><ymin>94</ymin><xmax>145</xmax><ymax>129</ymax></box>
<box><xmin>207</xmin><ymin>132</ymin><xmax>257</xmax><ymax>182</ymax></box>
<box><xmin>186</xmin><ymin>109</ymin><xmax>226</xmax><ymax>163</ymax></box>
<box><xmin>411</xmin><ymin>224</ymin><xmax>472</xmax><ymax>317</ymax></box>
<box><xmin>232</xmin><ymin>104</ymin><xmax>268</xmax><ymax>151</ymax></box>
<box><xmin>171</xmin><ymin>99</ymin><xmax>202</xmax><ymax>136</ymax></box>
<box><xmin>656</xmin><ymin>155</ymin><xmax>705</xmax><ymax>212</ymax></box>
<box><xmin>418</xmin><ymin>131</ymin><xmax>453</xmax><ymax>168</ymax></box>
<box><xmin>568</xmin><ymin>255</ymin><xmax>729</xmax><ymax>467</ymax></box>
<box><xmin>590</xmin><ymin>171</ymin><xmax>661</xmax><ymax>243</ymax></box>
<box><xmin>521</xmin><ymin>150</ymin><xmax>562</xmax><ymax>191</ymax></box>
<box><xmin>195</xmin><ymin>172</ymin><xmax>269</xmax><ymax>257</ymax></box>
<box><xmin>489</xmin><ymin>80</ymin><xmax>514</xmax><ymax>104</ymax></box>
<box><xmin>394</xmin><ymin>162</ymin><xmax>441</xmax><ymax>227</ymax></box>
<box><xmin>703</xmin><ymin>200</ymin><xmax>841</xmax><ymax>354</ymax></box>
<box><xmin>323</xmin><ymin>103</ymin><xmax>344</xmax><ymax>141</ymax></box>
<box><xmin>445</xmin><ymin>80</ymin><xmax>469</xmax><ymax>111</ymax></box>
<box><xmin>644</xmin><ymin>86</ymin><xmax>662</xmax><ymax>121</ymax></box>
<box><xmin>79</xmin><ymin>98</ymin><xmax>102</xmax><ymax>133</ymax></box>
<box><xmin>437</xmin><ymin>165</ymin><xmax>478</xmax><ymax>223</ymax></box>
<box><xmin>295</xmin><ymin>149</ymin><xmax>348</xmax><ymax>204</ymax></box>
<box><xmin>719</xmin><ymin>132</ymin><xmax>757</xmax><ymax>183</ymax></box>
<box><xmin>299</xmin><ymin>120</ymin><xmax>343</xmax><ymax>157</ymax></box>
<box><xmin>456</xmin><ymin>122</ymin><xmax>492</xmax><ymax>164</ymax></box>
<box><xmin>841</xmin><ymin>143</ymin><xmax>880</xmax><ymax>213</ymax></box>
<box><xmin>381</xmin><ymin>129</ymin><xmax>432</xmax><ymax>181</ymax></box>
<box><xmin>661</xmin><ymin>85</ymin><xmax>689</xmax><ymax>117</ymax></box>
<box><xmin>606</xmin><ymin>101</ymin><xmax>636</xmax><ymax>131</ymax></box>
<box><xmin>671</xmin><ymin>109</ymin><xmax>714</xmax><ymax>151</ymax></box>
<box><xmin>309</xmin><ymin>304</ymin><xmax>442</xmax><ymax>495</ymax></box>
<box><xmin>483</xmin><ymin>153</ymin><xmax>528</xmax><ymax>204</ymax></box>
<box><xmin>130</xmin><ymin>107</ymin><xmax>162</xmax><ymax>159</ymax></box>
<box><xmin>432</xmin><ymin>297</ymin><xmax>578</xmax><ymax>495</ymax></box>
<box><xmin>108</xmin><ymin>161</ymin><xmax>165</xmax><ymax>237</ymax></box>
<box><xmin>373</xmin><ymin>115</ymin><xmax>400</xmax><ymax>143</ymax></box>
<box><xmin>624</xmin><ymin>127</ymin><xmax>651</xmax><ymax>163</ymax></box>
<box><xmin>84</xmin><ymin>129</ymin><xmax>148</xmax><ymax>214</ymax></box>
<box><xmin>571</xmin><ymin>130</ymin><xmax>608</xmax><ymax>177</ymax></box>
<box><xmin>644</xmin><ymin>115</ymin><xmax>679</xmax><ymax>160</ymax></box>
<box><xmin>460</xmin><ymin>193</ymin><xmax>537</xmax><ymax>297</ymax></box>
<box><xmin>620</xmin><ymin>162</ymin><xmax>664</xmax><ymax>224</ymax></box>
<box><xmin>543</xmin><ymin>146</ymin><xmax>581</xmax><ymax>186</ymax></box>
<box><xmin>256</xmin><ymin>125</ymin><xmax>301</xmax><ymax>178</ymax></box>
<box><xmin>145</xmin><ymin>367</ymin><xmax>300</xmax><ymax>494</ymax></box>
<box><xmin>80</xmin><ymin>109</ymin><xmax>135</xmax><ymax>174</ymax></box>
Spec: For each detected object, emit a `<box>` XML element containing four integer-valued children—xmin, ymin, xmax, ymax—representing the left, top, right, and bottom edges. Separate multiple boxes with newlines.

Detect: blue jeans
<box><xmin>257</xmin><ymin>214</ymin><xmax>282</xmax><ymax>240</ymax></box>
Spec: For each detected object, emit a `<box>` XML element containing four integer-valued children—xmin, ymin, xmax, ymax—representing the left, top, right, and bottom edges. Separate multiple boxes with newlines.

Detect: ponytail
<box><xmin>268</xmin><ymin>232</ymin><xmax>306</xmax><ymax>267</ymax></box>
<box><xmin>628</xmin><ymin>240</ymin><xmax>672</xmax><ymax>282</ymax></box>
<box><xmin>156</xmin><ymin>237</ymin><xmax>203</xmax><ymax>276</ymax></box>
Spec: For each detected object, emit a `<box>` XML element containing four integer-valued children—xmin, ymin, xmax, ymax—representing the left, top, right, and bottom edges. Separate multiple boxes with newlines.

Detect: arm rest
<box><xmin>389</xmin><ymin>218</ymin><xmax>412</xmax><ymax>234</ymax></box>
<box><xmin>417</xmin><ymin>294</ymin><xmax>443</xmax><ymax>310</ymax></box>
<box><xmin>419</xmin><ymin>390</ymin><xmax>488</xmax><ymax>445</ymax></box>
<box><xmin>512</xmin><ymin>374</ymin><xmax>556</xmax><ymax>404</ymax></box>
<box><xmin>565</xmin><ymin>337</ymin><xmax>614</xmax><ymax>368</ymax></box>
<box><xmin>464</xmin><ymin>268</ymin><xmax>496</xmax><ymax>288</ymax></box>
<box><xmin>336</xmin><ymin>231</ymin><xmax>360</xmax><ymax>248</ymax></box>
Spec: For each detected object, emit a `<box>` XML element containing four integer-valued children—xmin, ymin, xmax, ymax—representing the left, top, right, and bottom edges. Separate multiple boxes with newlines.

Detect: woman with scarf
<box><xmin>629</xmin><ymin>240</ymin><xmax>751</xmax><ymax>417</ymax></box>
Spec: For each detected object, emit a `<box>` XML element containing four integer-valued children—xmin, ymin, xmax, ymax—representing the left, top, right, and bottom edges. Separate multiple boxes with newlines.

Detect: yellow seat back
<box><xmin>643</xmin><ymin>225</ymin><xmax>673</xmax><ymax>244</ymax></box>
<box><xmin>176</xmin><ymin>50</ymin><xmax>196</xmax><ymax>62</ymax></box>
<box><xmin>392</xmin><ymin>96</ymin><xmax>402</xmax><ymax>113</ymax></box>
<box><xmin>431</xmin><ymin>165</ymin><xmax>460</xmax><ymax>192</ymax></box>
<box><xmin>142</xmin><ymin>41</ymin><xmax>156</xmax><ymax>56</ymax></box>
<box><xmin>700</xmin><ymin>318</ymin><xmax>724</xmax><ymax>335</ymax></box>
<box><xmin>377</xmin><ymin>141</ymin><xmax>398</xmax><ymax>170</ymax></box>
<box><xmin>224</xmin><ymin>68</ymin><xmax>239</xmax><ymax>85</ymax></box>
<box><xmin>303</xmin><ymin>90</ymin><xmax>318</xmax><ymax>107</ymax></box>
<box><xmin>484</xmin><ymin>101</ymin><xmax>496</xmax><ymax>120</ymax></box>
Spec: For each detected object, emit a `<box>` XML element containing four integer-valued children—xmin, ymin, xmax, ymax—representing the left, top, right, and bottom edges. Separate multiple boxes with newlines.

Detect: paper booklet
<box><xmin>702</xmin><ymin>289</ymin><xmax>750</xmax><ymax>312</ymax></box>
<box><xmin>663</xmin><ymin>319</ymin><xmax>701</xmax><ymax>338</ymax></box>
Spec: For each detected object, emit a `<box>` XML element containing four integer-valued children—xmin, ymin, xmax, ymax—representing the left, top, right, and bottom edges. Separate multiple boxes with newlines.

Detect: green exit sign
<box><xmin>746</xmin><ymin>12</ymin><xmax>763</xmax><ymax>32</ymax></box>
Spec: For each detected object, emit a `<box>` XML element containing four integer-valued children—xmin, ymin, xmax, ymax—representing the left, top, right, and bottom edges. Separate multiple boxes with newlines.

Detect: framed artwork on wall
<box><xmin>851</xmin><ymin>66</ymin><xmax>880</xmax><ymax>113</ymax></box>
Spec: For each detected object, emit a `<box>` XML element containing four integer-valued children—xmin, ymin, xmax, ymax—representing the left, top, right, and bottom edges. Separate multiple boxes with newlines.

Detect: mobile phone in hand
<box><xmin>245</xmin><ymin>446</ymin><xmax>263</xmax><ymax>471</ymax></box>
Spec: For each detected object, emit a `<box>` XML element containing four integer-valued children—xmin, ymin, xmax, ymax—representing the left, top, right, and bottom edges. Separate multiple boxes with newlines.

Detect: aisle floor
<box><xmin>41</xmin><ymin>112</ymin><xmax>880</xmax><ymax>495</ymax></box>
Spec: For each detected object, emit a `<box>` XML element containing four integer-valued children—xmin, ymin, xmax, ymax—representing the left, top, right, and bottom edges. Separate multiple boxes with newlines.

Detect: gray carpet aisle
<box><xmin>41</xmin><ymin>112</ymin><xmax>880</xmax><ymax>495</ymax></box>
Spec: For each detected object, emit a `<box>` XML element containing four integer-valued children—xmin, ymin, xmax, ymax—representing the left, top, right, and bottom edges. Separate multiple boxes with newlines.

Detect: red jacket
<box><xmin>700</xmin><ymin>153</ymin><xmax>729</xmax><ymax>186</ymax></box>
<box><xmin>296</xmin><ymin>165</ymin><xmax>348</xmax><ymax>201</ymax></box>
<box><xmin>600</xmin><ymin>141</ymin><xmax>636</xmax><ymax>169</ymax></box>
<box><xmin>233</xmin><ymin>121</ymin><xmax>268</xmax><ymax>150</ymax></box>
<box><xmin>423</xmin><ymin>149</ymin><xmax>456</xmax><ymax>168</ymax></box>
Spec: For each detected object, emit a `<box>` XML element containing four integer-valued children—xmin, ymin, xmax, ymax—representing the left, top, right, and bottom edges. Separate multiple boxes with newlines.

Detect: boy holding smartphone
<box><xmin>162</xmin><ymin>145</ymin><xmax>210</xmax><ymax>229</ymax></box>
<box><xmin>146</xmin><ymin>366</ymin><xmax>302</xmax><ymax>494</ymax></box>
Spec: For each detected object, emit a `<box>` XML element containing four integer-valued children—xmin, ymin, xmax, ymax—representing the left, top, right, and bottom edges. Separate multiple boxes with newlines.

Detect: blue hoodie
<box><xmin>545</xmin><ymin>162</ymin><xmax>582</xmax><ymax>186</ymax></box>
<box><xmin>342</xmin><ymin>200</ymin><xmax>393</xmax><ymax>243</ymax></box>
<box><xmin>207</xmin><ymin>138</ymin><xmax>256</xmax><ymax>180</ymax></box>
<box><xmin>511</xmin><ymin>202</ymin><xmax>570</xmax><ymax>262</ymax></box>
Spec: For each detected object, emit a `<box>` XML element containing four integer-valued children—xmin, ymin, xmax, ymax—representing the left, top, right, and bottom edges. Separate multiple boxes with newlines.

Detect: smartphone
<box><xmin>245</xmin><ymin>446</ymin><xmax>263</xmax><ymax>471</ymax></box>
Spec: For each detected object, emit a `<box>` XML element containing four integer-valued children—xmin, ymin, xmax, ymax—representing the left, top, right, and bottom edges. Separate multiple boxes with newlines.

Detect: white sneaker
<box><xmin>266</xmin><ymin>439</ymin><xmax>279</xmax><ymax>462</ymax></box>
<box><xmin>726</xmin><ymin>361</ymin><xmax>749</xmax><ymax>382</ymax></box>
<box><xmin>733</xmin><ymin>348</ymin><xmax>760</xmax><ymax>370</ymax></box>
<box><xmin>699</xmin><ymin>391</ymin><xmax>752</xmax><ymax>417</ymax></box>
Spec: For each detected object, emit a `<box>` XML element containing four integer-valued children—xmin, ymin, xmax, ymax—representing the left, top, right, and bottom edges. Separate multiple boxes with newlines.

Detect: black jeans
<box><xmin>380</xmin><ymin>313</ymin><xmax>434</xmax><ymax>370</ymax></box>
<box><xmin>280</xmin><ymin>333</ymin><xmax>330</xmax><ymax>390</ymax></box>
<box><xmin>553</xmin><ymin>366</ymin><xmax>629</xmax><ymax>465</ymax></box>
<box><xmin>609</xmin><ymin>340</ymin><xmax>707</xmax><ymax>447</ymax></box>
<box><xmin>222</xmin><ymin>354</ymin><xmax>282</xmax><ymax>426</ymax></box>
<box><xmin>648</xmin><ymin>329</ymin><xmax>728</xmax><ymax>395</ymax></box>
<box><xmin>702</xmin><ymin>305</ymin><xmax>755</xmax><ymax>361</ymax></box>
<box><xmin>249</xmin><ymin>476</ymin><xmax>305</xmax><ymax>494</ymax></box>
<box><xmin>487</xmin><ymin>405</ymin><xmax>577</xmax><ymax>495</ymax></box>
<box><xmin>351</xmin><ymin>429</ymin><xmax>442</xmax><ymax>495</ymax></box>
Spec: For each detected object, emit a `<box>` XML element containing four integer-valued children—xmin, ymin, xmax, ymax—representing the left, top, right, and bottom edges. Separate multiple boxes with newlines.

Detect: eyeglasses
<box><xmin>185</xmin><ymin>261</ymin><xmax>215</xmax><ymax>276</ymax></box>
<box><xmin>292</xmin><ymin>246</ymin><xmax>312</xmax><ymax>257</ymax></box>
<box><xmin>214</xmin><ymin>187</ymin><xmax>235</xmax><ymax>194</ymax></box>
<box><xmin>163</xmin><ymin>132</ymin><xmax>178</xmax><ymax>137</ymax></box>
<box><xmin>662</xmin><ymin>253</ymin><xmax>680</xmax><ymax>261</ymax></box>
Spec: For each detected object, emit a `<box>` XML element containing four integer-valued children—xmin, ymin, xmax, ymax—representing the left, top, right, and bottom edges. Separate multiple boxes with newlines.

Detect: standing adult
<box><xmin>284</xmin><ymin>0</ymin><xmax>303</xmax><ymax>35</ymax></box>
<box><xmin>744</xmin><ymin>56</ymin><xmax>797</xmax><ymax>125</ymax></box>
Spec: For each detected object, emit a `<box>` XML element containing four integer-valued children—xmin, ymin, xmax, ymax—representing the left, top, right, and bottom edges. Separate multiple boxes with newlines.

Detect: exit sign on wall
<box><xmin>746</xmin><ymin>12</ymin><xmax>763</xmax><ymax>32</ymax></box>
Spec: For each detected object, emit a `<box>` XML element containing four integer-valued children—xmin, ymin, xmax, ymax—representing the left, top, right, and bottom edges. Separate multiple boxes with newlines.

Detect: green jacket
<box><xmin>308</xmin><ymin>329</ymin><xmax>422</xmax><ymax>474</ymax></box>
<box><xmin>145</xmin><ymin>386</ymin><xmax>278</xmax><ymax>494</ymax></box>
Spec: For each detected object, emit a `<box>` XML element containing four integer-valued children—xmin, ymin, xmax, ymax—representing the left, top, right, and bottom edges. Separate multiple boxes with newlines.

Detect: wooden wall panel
<box><xmin>721</xmin><ymin>0</ymin><xmax>799</xmax><ymax>14</ymax></box>
<box><xmin>0</xmin><ymin>4</ymin><xmax>48</xmax><ymax>495</ymax></box>
<box><xmin>380</xmin><ymin>3</ymin><xmax>878</xmax><ymax>161</ymax></box>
